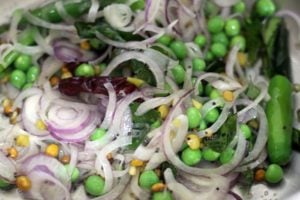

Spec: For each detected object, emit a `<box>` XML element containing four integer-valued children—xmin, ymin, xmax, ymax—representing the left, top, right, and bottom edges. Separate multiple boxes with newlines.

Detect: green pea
<box><xmin>169</xmin><ymin>40</ymin><xmax>187</xmax><ymax>60</ymax></box>
<box><xmin>90</xmin><ymin>128</ymin><xmax>106</xmax><ymax>141</ymax></box>
<box><xmin>22</xmin><ymin>83</ymin><xmax>33</xmax><ymax>90</ymax></box>
<box><xmin>230</xmin><ymin>35</ymin><xmax>246</xmax><ymax>51</ymax></box>
<box><xmin>205</xmin><ymin>84</ymin><xmax>213</xmax><ymax>96</ymax></box>
<box><xmin>84</xmin><ymin>175</ymin><xmax>105</xmax><ymax>196</ymax></box>
<box><xmin>256</xmin><ymin>0</ymin><xmax>276</xmax><ymax>17</ymax></box>
<box><xmin>151</xmin><ymin>120</ymin><xmax>161</xmax><ymax>129</ymax></box>
<box><xmin>158</xmin><ymin>35</ymin><xmax>173</xmax><ymax>46</ymax></box>
<box><xmin>205</xmin><ymin>108</ymin><xmax>219</xmax><ymax>123</ymax></box>
<box><xmin>211</xmin><ymin>43</ymin><xmax>227</xmax><ymax>58</ymax></box>
<box><xmin>265</xmin><ymin>164</ymin><xmax>284</xmax><ymax>184</ymax></box>
<box><xmin>186</xmin><ymin>107</ymin><xmax>202</xmax><ymax>129</ymax></box>
<box><xmin>181</xmin><ymin>147</ymin><xmax>202</xmax><ymax>166</ymax></box>
<box><xmin>139</xmin><ymin>170</ymin><xmax>160</xmax><ymax>189</ymax></box>
<box><xmin>14</xmin><ymin>54</ymin><xmax>32</xmax><ymax>71</ymax></box>
<box><xmin>207</xmin><ymin>16</ymin><xmax>225</xmax><ymax>34</ymax></box>
<box><xmin>209</xmin><ymin>89</ymin><xmax>220</xmax><ymax>99</ymax></box>
<box><xmin>199</xmin><ymin>120</ymin><xmax>207</xmax><ymax>130</ymax></box>
<box><xmin>10</xmin><ymin>69</ymin><xmax>26</xmax><ymax>89</ymax></box>
<box><xmin>219</xmin><ymin>148</ymin><xmax>235</xmax><ymax>164</ymax></box>
<box><xmin>204</xmin><ymin>51</ymin><xmax>214</xmax><ymax>62</ymax></box>
<box><xmin>152</xmin><ymin>191</ymin><xmax>173</xmax><ymax>200</ymax></box>
<box><xmin>26</xmin><ymin>66</ymin><xmax>40</xmax><ymax>83</ymax></box>
<box><xmin>225</xmin><ymin>19</ymin><xmax>241</xmax><ymax>37</ymax></box>
<box><xmin>240</xmin><ymin>124</ymin><xmax>252</xmax><ymax>139</ymax></box>
<box><xmin>0</xmin><ymin>179</ymin><xmax>11</xmax><ymax>190</ymax></box>
<box><xmin>171</xmin><ymin>64</ymin><xmax>186</xmax><ymax>84</ymax></box>
<box><xmin>194</xmin><ymin>34</ymin><xmax>206</xmax><ymax>48</ymax></box>
<box><xmin>212</xmin><ymin>32</ymin><xmax>229</xmax><ymax>47</ymax></box>
<box><xmin>203</xmin><ymin>148</ymin><xmax>220</xmax><ymax>161</ymax></box>
<box><xmin>18</xmin><ymin>27</ymin><xmax>36</xmax><ymax>46</ymax></box>
<box><xmin>65</xmin><ymin>164</ymin><xmax>80</xmax><ymax>182</ymax></box>
<box><xmin>75</xmin><ymin>63</ymin><xmax>95</xmax><ymax>77</ymax></box>
<box><xmin>233</xmin><ymin>1</ymin><xmax>246</xmax><ymax>13</ymax></box>
<box><xmin>192</xmin><ymin>58</ymin><xmax>206</xmax><ymax>72</ymax></box>
<box><xmin>130</xmin><ymin>0</ymin><xmax>145</xmax><ymax>11</ymax></box>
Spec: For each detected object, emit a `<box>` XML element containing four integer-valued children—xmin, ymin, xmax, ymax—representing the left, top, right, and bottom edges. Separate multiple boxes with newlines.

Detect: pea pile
<box><xmin>0</xmin><ymin>0</ymin><xmax>293</xmax><ymax>199</ymax></box>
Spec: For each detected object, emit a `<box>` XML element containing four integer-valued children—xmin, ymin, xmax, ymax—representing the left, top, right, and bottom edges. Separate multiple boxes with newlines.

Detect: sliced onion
<box><xmin>194</xmin><ymin>72</ymin><xmax>242</xmax><ymax>96</ymax></box>
<box><xmin>164</xmin><ymin>168</ymin><xmax>197</xmax><ymax>199</ymax></box>
<box><xmin>25</xmin><ymin>170</ymin><xmax>71</xmax><ymax>200</ymax></box>
<box><xmin>100</xmin><ymin>83</ymin><xmax>117</xmax><ymax>129</ymax></box>
<box><xmin>87</xmin><ymin>0</ymin><xmax>100</xmax><ymax>22</ymax></box>
<box><xmin>38</xmin><ymin>57</ymin><xmax>63</xmax><ymax>86</ymax></box>
<box><xmin>95</xmin><ymin>136</ymin><xmax>131</xmax><ymax>192</ymax></box>
<box><xmin>89</xmin><ymin>46</ymin><xmax>112</xmax><ymax>65</ymax></box>
<box><xmin>183</xmin><ymin>65</ymin><xmax>193</xmax><ymax>90</ymax></box>
<box><xmin>145</xmin><ymin>0</ymin><xmax>163</xmax><ymax>23</ymax></box>
<box><xmin>22</xmin><ymin>94</ymin><xmax>49</xmax><ymax>136</ymax></box>
<box><xmin>135</xmin><ymin>90</ymin><xmax>187</xmax><ymax>116</ymax></box>
<box><xmin>12</xmin><ymin>88</ymin><xmax>43</xmax><ymax>110</ymax></box>
<box><xmin>53</xmin><ymin>39</ymin><xmax>96</xmax><ymax>63</ymax></box>
<box><xmin>237</xmin><ymin>102</ymin><xmax>268</xmax><ymax>165</ymax></box>
<box><xmin>106</xmin><ymin>91</ymin><xmax>143</xmax><ymax>136</ymax></box>
<box><xmin>21</xmin><ymin>153</ymin><xmax>70</xmax><ymax>186</ymax></box>
<box><xmin>24</xmin><ymin>11</ymin><xmax>76</xmax><ymax>31</ymax></box>
<box><xmin>103</xmin><ymin>4</ymin><xmax>134</xmax><ymax>31</ymax></box>
<box><xmin>197</xmin><ymin>102</ymin><xmax>232</xmax><ymax>138</ymax></box>
<box><xmin>49</xmin><ymin>111</ymin><xmax>100</xmax><ymax>142</ymax></box>
<box><xmin>214</xmin><ymin>0</ymin><xmax>239</xmax><ymax>7</ymax></box>
<box><xmin>102</xmin><ymin>51</ymin><xmax>165</xmax><ymax>89</ymax></box>
<box><xmin>8</xmin><ymin>10</ymin><xmax>43</xmax><ymax>55</ymax></box>
<box><xmin>211</xmin><ymin>79</ymin><xmax>242</xmax><ymax>91</ymax></box>
<box><xmin>95</xmin><ymin>31</ymin><xmax>163</xmax><ymax>49</ymax></box>
<box><xmin>130</xmin><ymin>171</ymin><xmax>150</xmax><ymax>199</ymax></box>
<box><xmin>0</xmin><ymin>151</ymin><xmax>16</xmax><ymax>181</ymax></box>
<box><xmin>225</xmin><ymin>45</ymin><xmax>240</xmax><ymax>79</ymax></box>
<box><xmin>237</xmin><ymin>81</ymin><xmax>268</xmax><ymax>116</ymax></box>
<box><xmin>236</xmin><ymin>150</ymin><xmax>267</xmax><ymax>172</ymax></box>
<box><xmin>55</xmin><ymin>1</ymin><xmax>74</xmax><ymax>23</ymax></box>
<box><xmin>33</xmin><ymin>29</ymin><xmax>54</xmax><ymax>55</ymax></box>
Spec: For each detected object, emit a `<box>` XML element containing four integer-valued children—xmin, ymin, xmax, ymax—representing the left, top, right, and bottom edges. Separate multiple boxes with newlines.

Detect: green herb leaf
<box><xmin>203</xmin><ymin>115</ymin><xmax>236</xmax><ymax>152</ymax></box>
<box><xmin>128</xmin><ymin>102</ymin><xmax>160</xmax><ymax>150</ymax></box>
<box><xmin>244</xmin><ymin>18</ymin><xmax>263</xmax><ymax>65</ymax></box>
<box><xmin>130</xmin><ymin>60</ymin><xmax>156</xmax><ymax>86</ymax></box>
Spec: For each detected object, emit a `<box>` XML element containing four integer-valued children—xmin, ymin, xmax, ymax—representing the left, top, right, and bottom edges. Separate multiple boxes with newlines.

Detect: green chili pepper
<box><xmin>266</xmin><ymin>75</ymin><xmax>292</xmax><ymax>165</ymax></box>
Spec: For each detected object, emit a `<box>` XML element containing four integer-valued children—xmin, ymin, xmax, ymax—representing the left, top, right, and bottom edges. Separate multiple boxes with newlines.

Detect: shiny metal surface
<box><xmin>0</xmin><ymin>0</ymin><xmax>299</xmax><ymax>200</ymax></box>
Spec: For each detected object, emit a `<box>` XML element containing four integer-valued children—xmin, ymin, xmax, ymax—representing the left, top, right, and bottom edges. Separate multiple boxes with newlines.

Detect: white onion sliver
<box><xmin>102</xmin><ymin>51</ymin><xmax>165</xmax><ymax>89</ymax></box>
<box><xmin>24</xmin><ymin>11</ymin><xmax>76</xmax><ymax>31</ymax></box>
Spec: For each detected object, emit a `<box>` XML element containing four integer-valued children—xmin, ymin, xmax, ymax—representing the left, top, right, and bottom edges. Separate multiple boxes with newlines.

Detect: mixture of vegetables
<box><xmin>0</xmin><ymin>0</ymin><xmax>298</xmax><ymax>199</ymax></box>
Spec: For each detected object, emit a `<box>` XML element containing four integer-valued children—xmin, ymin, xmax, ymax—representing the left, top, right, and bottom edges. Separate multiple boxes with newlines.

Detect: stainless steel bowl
<box><xmin>0</xmin><ymin>0</ymin><xmax>299</xmax><ymax>199</ymax></box>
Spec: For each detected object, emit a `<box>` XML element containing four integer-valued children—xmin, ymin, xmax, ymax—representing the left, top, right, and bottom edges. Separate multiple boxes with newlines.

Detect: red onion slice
<box><xmin>53</xmin><ymin>39</ymin><xmax>96</xmax><ymax>63</ymax></box>
<box><xmin>22</xmin><ymin>94</ymin><xmax>50</xmax><ymax>136</ymax></box>
<box><xmin>25</xmin><ymin>170</ymin><xmax>71</xmax><ymax>200</ymax></box>
<box><xmin>21</xmin><ymin>154</ymin><xmax>70</xmax><ymax>184</ymax></box>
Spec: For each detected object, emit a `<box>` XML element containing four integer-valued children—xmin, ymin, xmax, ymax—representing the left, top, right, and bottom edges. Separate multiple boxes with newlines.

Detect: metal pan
<box><xmin>0</xmin><ymin>0</ymin><xmax>299</xmax><ymax>199</ymax></box>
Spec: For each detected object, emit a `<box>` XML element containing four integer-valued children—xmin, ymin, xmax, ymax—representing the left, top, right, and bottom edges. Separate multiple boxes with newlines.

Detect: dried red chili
<box><xmin>58</xmin><ymin>76</ymin><xmax>137</xmax><ymax>96</ymax></box>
